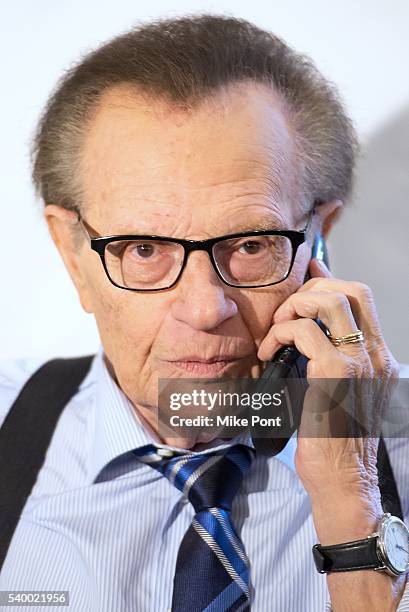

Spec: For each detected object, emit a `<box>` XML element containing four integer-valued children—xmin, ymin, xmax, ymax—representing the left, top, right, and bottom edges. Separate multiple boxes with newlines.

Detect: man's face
<box><xmin>65</xmin><ymin>82</ymin><xmax>311</xmax><ymax>416</ymax></box>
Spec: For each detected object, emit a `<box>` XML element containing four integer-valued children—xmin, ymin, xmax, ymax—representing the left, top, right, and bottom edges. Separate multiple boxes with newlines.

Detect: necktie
<box><xmin>133</xmin><ymin>443</ymin><xmax>255</xmax><ymax>612</ymax></box>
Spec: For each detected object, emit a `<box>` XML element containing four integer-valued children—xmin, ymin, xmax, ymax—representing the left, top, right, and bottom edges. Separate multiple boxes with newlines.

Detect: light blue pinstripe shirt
<box><xmin>1</xmin><ymin>347</ymin><xmax>409</xmax><ymax>612</ymax></box>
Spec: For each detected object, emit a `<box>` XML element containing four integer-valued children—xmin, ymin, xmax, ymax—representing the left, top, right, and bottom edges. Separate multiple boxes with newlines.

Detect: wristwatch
<box><xmin>312</xmin><ymin>513</ymin><xmax>409</xmax><ymax>576</ymax></box>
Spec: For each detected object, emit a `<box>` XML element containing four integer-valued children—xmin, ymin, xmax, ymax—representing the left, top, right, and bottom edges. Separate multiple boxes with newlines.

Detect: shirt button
<box><xmin>157</xmin><ymin>448</ymin><xmax>174</xmax><ymax>457</ymax></box>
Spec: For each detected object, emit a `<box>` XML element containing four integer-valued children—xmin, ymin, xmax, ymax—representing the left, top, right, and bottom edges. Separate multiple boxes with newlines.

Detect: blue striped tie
<box><xmin>133</xmin><ymin>443</ymin><xmax>255</xmax><ymax>612</ymax></box>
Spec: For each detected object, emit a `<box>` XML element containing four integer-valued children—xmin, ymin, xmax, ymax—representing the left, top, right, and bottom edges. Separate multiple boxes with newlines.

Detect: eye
<box><xmin>237</xmin><ymin>239</ymin><xmax>265</xmax><ymax>255</ymax></box>
<box><xmin>132</xmin><ymin>243</ymin><xmax>155</xmax><ymax>258</ymax></box>
<box><xmin>237</xmin><ymin>238</ymin><xmax>269</xmax><ymax>255</ymax></box>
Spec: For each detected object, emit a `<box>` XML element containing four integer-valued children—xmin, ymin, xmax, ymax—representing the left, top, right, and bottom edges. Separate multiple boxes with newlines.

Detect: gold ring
<box><xmin>326</xmin><ymin>329</ymin><xmax>364</xmax><ymax>347</ymax></box>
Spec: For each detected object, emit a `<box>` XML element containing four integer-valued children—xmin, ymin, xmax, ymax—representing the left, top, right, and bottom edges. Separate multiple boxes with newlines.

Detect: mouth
<box><xmin>162</xmin><ymin>356</ymin><xmax>244</xmax><ymax>376</ymax></box>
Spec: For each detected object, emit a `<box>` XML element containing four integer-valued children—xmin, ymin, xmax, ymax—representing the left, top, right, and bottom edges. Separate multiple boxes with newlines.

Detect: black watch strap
<box><xmin>313</xmin><ymin>535</ymin><xmax>381</xmax><ymax>573</ymax></box>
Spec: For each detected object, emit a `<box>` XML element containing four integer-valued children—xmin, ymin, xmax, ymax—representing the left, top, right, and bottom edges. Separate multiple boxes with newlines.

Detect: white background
<box><xmin>1</xmin><ymin>0</ymin><xmax>408</xmax><ymax>361</ymax></box>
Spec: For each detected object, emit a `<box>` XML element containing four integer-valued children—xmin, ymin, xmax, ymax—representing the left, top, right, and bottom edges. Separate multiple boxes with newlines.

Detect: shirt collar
<box><xmin>88</xmin><ymin>345</ymin><xmax>258</xmax><ymax>483</ymax></box>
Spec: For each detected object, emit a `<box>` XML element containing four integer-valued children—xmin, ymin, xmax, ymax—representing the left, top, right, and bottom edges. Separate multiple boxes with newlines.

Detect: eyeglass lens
<box><xmin>104</xmin><ymin>234</ymin><xmax>293</xmax><ymax>290</ymax></box>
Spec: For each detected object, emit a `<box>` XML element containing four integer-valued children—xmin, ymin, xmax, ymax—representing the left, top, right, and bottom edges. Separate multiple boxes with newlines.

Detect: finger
<box><xmin>296</xmin><ymin>278</ymin><xmax>384</xmax><ymax>351</ymax></box>
<box><xmin>273</xmin><ymin>290</ymin><xmax>359</xmax><ymax>339</ymax></box>
<box><xmin>258</xmin><ymin>317</ymin><xmax>334</xmax><ymax>362</ymax></box>
<box><xmin>309</xmin><ymin>257</ymin><xmax>333</xmax><ymax>279</ymax></box>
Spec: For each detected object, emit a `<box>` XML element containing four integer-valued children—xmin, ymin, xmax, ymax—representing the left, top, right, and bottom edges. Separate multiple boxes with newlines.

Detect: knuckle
<box><xmin>329</xmin><ymin>346</ymin><xmax>371</xmax><ymax>377</ymax></box>
<box><xmin>376</xmin><ymin>350</ymin><xmax>399</xmax><ymax>378</ymax></box>
<box><xmin>344</xmin><ymin>360</ymin><xmax>360</xmax><ymax>377</ymax></box>
<box><xmin>272</xmin><ymin>320</ymin><xmax>287</xmax><ymax>332</ymax></box>
<box><xmin>365</xmin><ymin>333</ymin><xmax>386</xmax><ymax>354</ymax></box>
<box><xmin>331</xmin><ymin>291</ymin><xmax>349</xmax><ymax>311</ymax></box>
<box><xmin>349</xmin><ymin>355</ymin><xmax>370</xmax><ymax>377</ymax></box>
<box><xmin>364</xmin><ymin>359</ymin><xmax>375</xmax><ymax>378</ymax></box>
<box><xmin>303</xmin><ymin>277</ymin><xmax>320</xmax><ymax>288</ymax></box>
<box><xmin>379</xmin><ymin>352</ymin><xmax>392</xmax><ymax>374</ymax></box>
<box><xmin>332</xmin><ymin>353</ymin><xmax>356</xmax><ymax>377</ymax></box>
<box><xmin>390</xmin><ymin>357</ymin><xmax>400</xmax><ymax>379</ymax></box>
<box><xmin>352</xmin><ymin>281</ymin><xmax>373</xmax><ymax>301</ymax></box>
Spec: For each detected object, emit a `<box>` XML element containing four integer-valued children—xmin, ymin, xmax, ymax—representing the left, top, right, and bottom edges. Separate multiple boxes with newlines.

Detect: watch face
<box><xmin>383</xmin><ymin>517</ymin><xmax>409</xmax><ymax>574</ymax></box>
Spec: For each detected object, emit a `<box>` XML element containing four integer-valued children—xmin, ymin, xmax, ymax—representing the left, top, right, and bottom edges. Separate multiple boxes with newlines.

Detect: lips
<box><xmin>163</xmin><ymin>355</ymin><xmax>244</xmax><ymax>375</ymax></box>
<box><xmin>168</xmin><ymin>355</ymin><xmax>241</xmax><ymax>363</ymax></box>
<box><xmin>166</xmin><ymin>360</ymin><xmax>237</xmax><ymax>375</ymax></box>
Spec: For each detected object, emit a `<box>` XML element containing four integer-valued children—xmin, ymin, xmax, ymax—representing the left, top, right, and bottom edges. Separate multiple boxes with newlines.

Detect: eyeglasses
<box><xmin>76</xmin><ymin>210</ymin><xmax>314</xmax><ymax>292</ymax></box>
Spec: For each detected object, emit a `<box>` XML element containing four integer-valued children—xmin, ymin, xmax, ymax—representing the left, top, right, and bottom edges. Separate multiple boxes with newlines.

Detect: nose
<box><xmin>170</xmin><ymin>251</ymin><xmax>238</xmax><ymax>331</ymax></box>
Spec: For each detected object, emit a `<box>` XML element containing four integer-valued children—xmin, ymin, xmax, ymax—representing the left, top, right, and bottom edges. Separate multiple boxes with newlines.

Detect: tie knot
<box><xmin>134</xmin><ymin>444</ymin><xmax>254</xmax><ymax>513</ymax></box>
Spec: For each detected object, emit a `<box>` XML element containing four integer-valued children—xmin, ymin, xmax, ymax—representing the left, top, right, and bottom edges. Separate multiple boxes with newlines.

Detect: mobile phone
<box><xmin>252</xmin><ymin>232</ymin><xmax>329</xmax><ymax>452</ymax></box>
<box><xmin>260</xmin><ymin>231</ymin><xmax>329</xmax><ymax>380</ymax></box>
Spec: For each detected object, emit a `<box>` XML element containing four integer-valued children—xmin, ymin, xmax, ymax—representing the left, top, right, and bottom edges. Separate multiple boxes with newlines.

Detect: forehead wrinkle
<box><xmin>108</xmin><ymin>149</ymin><xmax>284</xmax><ymax>194</ymax></box>
<box><xmin>227</xmin><ymin>219</ymin><xmax>285</xmax><ymax>233</ymax></box>
<box><xmin>90</xmin><ymin>208</ymin><xmax>286</xmax><ymax>238</ymax></box>
<box><xmin>228</xmin><ymin>159</ymin><xmax>282</xmax><ymax>202</ymax></box>
<box><xmin>84</xmin><ymin>158</ymin><xmax>283</xmax><ymax>216</ymax></box>
<box><xmin>82</xmin><ymin>81</ymin><xmax>300</xmax><ymax>226</ymax></box>
<box><xmin>90</xmin><ymin>171</ymin><xmax>283</xmax><ymax>222</ymax></box>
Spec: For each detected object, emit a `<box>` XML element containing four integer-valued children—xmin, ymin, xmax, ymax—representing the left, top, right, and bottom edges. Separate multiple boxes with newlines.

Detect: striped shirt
<box><xmin>0</xmin><ymin>346</ymin><xmax>408</xmax><ymax>612</ymax></box>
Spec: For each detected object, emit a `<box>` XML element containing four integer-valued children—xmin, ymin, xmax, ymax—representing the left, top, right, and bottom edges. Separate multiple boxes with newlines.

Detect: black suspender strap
<box><xmin>377</xmin><ymin>435</ymin><xmax>404</xmax><ymax>520</ymax></box>
<box><xmin>0</xmin><ymin>355</ymin><xmax>94</xmax><ymax>572</ymax></box>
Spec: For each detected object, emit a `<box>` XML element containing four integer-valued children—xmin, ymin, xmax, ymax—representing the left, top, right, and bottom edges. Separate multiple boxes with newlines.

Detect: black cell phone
<box><xmin>259</xmin><ymin>231</ymin><xmax>329</xmax><ymax>381</ymax></box>
<box><xmin>253</xmin><ymin>232</ymin><xmax>329</xmax><ymax>451</ymax></box>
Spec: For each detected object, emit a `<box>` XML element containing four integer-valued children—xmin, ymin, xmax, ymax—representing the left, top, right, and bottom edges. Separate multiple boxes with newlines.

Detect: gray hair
<box><xmin>32</xmin><ymin>14</ymin><xmax>358</xmax><ymax>213</ymax></box>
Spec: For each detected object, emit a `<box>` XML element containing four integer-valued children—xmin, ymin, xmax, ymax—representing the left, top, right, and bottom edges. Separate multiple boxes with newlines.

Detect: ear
<box><xmin>314</xmin><ymin>199</ymin><xmax>343</xmax><ymax>238</ymax></box>
<box><xmin>44</xmin><ymin>204</ymin><xmax>94</xmax><ymax>313</ymax></box>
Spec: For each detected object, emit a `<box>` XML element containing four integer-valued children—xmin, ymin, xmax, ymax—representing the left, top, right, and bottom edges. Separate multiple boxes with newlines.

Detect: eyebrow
<box><xmin>227</xmin><ymin>219</ymin><xmax>285</xmax><ymax>233</ymax></box>
<box><xmin>80</xmin><ymin>214</ymin><xmax>292</xmax><ymax>239</ymax></box>
<box><xmin>222</xmin><ymin>211</ymin><xmax>313</xmax><ymax>235</ymax></box>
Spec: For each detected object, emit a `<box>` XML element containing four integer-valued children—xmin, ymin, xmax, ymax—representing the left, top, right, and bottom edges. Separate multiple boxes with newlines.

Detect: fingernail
<box><xmin>258</xmin><ymin>344</ymin><xmax>279</xmax><ymax>361</ymax></box>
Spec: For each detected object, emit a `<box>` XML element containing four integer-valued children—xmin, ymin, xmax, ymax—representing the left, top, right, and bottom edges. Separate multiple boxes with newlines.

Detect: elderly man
<box><xmin>0</xmin><ymin>14</ymin><xmax>408</xmax><ymax>612</ymax></box>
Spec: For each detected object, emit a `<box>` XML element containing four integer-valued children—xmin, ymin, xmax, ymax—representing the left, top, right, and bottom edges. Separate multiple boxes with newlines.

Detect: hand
<box><xmin>257</xmin><ymin>257</ymin><xmax>400</xmax><ymax>506</ymax></box>
<box><xmin>256</xmin><ymin>259</ymin><xmax>407</xmax><ymax>611</ymax></box>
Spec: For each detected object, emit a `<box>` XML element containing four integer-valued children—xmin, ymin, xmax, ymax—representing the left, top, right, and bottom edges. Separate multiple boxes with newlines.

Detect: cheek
<box><xmin>90</xmin><ymin>281</ymin><xmax>164</xmax><ymax>362</ymax></box>
<box><xmin>92</xmin><ymin>288</ymin><xmax>171</xmax><ymax>405</ymax></box>
<box><xmin>237</xmin><ymin>286</ymin><xmax>288</xmax><ymax>346</ymax></box>
<box><xmin>237</xmin><ymin>265</ymin><xmax>306</xmax><ymax>346</ymax></box>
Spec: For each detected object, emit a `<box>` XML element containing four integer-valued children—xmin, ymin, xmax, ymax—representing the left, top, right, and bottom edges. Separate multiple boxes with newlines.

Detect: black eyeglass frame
<box><xmin>76</xmin><ymin>209</ymin><xmax>315</xmax><ymax>292</ymax></box>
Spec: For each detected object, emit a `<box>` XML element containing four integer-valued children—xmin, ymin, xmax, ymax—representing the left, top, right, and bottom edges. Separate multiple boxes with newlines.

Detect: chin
<box><xmin>165</xmin><ymin>432</ymin><xmax>219</xmax><ymax>450</ymax></box>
